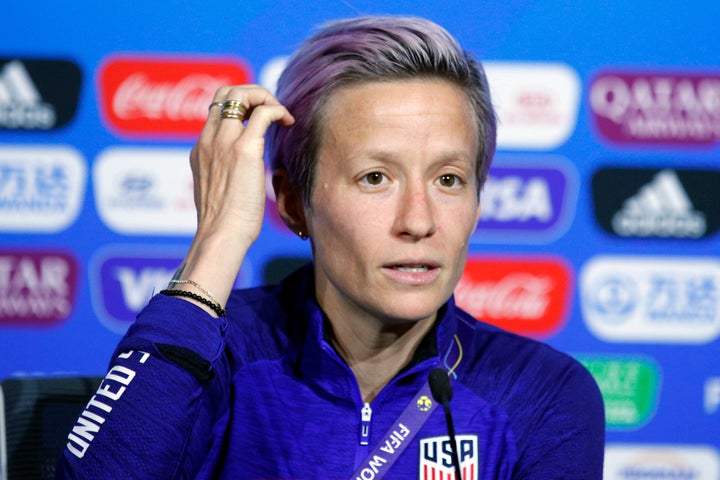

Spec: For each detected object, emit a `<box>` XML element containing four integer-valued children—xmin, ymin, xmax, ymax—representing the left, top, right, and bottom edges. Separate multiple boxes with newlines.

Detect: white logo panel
<box><xmin>581</xmin><ymin>256</ymin><xmax>720</xmax><ymax>344</ymax></box>
<box><xmin>705</xmin><ymin>377</ymin><xmax>720</xmax><ymax>415</ymax></box>
<box><xmin>604</xmin><ymin>444</ymin><xmax>720</xmax><ymax>480</ymax></box>
<box><xmin>484</xmin><ymin>62</ymin><xmax>581</xmax><ymax>150</ymax></box>
<box><xmin>259</xmin><ymin>56</ymin><xmax>289</xmax><ymax>95</ymax></box>
<box><xmin>93</xmin><ymin>147</ymin><xmax>195</xmax><ymax>235</ymax></box>
<box><xmin>0</xmin><ymin>145</ymin><xmax>86</xmax><ymax>232</ymax></box>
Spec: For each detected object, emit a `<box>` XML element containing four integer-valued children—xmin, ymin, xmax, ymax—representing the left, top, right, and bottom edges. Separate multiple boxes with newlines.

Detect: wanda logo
<box><xmin>98</xmin><ymin>55</ymin><xmax>251</xmax><ymax>137</ymax></box>
<box><xmin>455</xmin><ymin>256</ymin><xmax>572</xmax><ymax>338</ymax></box>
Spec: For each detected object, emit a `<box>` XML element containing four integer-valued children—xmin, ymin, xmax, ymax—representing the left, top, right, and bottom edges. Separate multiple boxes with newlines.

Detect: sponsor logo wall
<box><xmin>1</xmin><ymin>0</ymin><xmax>718</xmax><ymax>462</ymax></box>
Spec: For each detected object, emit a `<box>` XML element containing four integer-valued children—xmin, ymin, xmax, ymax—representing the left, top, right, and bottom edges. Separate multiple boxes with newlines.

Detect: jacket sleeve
<box><xmin>512</xmin><ymin>357</ymin><xmax>606</xmax><ymax>479</ymax></box>
<box><xmin>56</xmin><ymin>294</ymin><xmax>233</xmax><ymax>479</ymax></box>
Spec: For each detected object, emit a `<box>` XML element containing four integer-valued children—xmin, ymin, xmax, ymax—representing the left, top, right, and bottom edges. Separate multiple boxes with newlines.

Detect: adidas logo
<box><xmin>0</xmin><ymin>60</ymin><xmax>56</xmax><ymax>129</ymax></box>
<box><xmin>611</xmin><ymin>169</ymin><xmax>706</xmax><ymax>238</ymax></box>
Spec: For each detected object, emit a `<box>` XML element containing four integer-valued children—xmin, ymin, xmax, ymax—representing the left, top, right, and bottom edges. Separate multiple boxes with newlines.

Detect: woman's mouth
<box><xmin>394</xmin><ymin>265</ymin><xmax>431</xmax><ymax>273</ymax></box>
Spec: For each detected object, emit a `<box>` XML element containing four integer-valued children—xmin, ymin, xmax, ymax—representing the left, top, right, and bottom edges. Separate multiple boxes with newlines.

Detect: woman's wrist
<box><xmin>167</xmin><ymin>231</ymin><xmax>249</xmax><ymax>315</ymax></box>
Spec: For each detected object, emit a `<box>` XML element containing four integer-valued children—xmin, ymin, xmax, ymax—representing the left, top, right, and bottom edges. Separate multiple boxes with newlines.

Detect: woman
<box><xmin>58</xmin><ymin>16</ymin><xmax>604</xmax><ymax>479</ymax></box>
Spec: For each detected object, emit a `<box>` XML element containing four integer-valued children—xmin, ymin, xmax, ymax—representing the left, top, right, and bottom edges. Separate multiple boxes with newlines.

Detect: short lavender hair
<box><xmin>267</xmin><ymin>16</ymin><xmax>496</xmax><ymax>204</ymax></box>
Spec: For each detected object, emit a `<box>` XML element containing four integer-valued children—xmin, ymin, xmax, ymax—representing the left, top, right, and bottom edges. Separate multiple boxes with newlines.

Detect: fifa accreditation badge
<box><xmin>419</xmin><ymin>435</ymin><xmax>479</xmax><ymax>480</ymax></box>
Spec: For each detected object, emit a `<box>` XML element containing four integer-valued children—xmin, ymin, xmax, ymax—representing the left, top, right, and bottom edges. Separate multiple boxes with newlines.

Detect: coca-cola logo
<box><xmin>454</xmin><ymin>256</ymin><xmax>572</xmax><ymax>338</ymax></box>
<box><xmin>589</xmin><ymin>70</ymin><xmax>720</xmax><ymax>145</ymax></box>
<box><xmin>98</xmin><ymin>55</ymin><xmax>251</xmax><ymax>137</ymax></box>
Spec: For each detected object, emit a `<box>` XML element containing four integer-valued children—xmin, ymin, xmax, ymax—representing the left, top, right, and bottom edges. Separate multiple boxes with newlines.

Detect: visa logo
<box><xmin>90</xmin><ymin>246</ymin><xmax>255</xmax><ymax>333</ymax></box>
<box><xmin>473</xmin><ymin>158</ymin><xmax>577</xmax><ymax>244</ymax></box>
<box><xmin>90</xmin><ymin>248</ymin><xmax>184</xmax><ymax>334</ymax></box>
<box><xmin>114</xmin><ymin>266</ymin><xmax>174</xmax><ymax>311</ymax></box>
<box><xmin>481</xmin><ymin>175</ymin><xmax>553</xmax><ymax>222</ymax></box>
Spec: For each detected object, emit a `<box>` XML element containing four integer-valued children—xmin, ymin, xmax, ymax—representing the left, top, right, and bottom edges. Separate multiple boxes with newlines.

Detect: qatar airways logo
<box><xmin>474</xmin><ymin>157</ymin><xmax>578</xmax><ymax>243</ymax></box>
<box><xmin>589</xmin><ymin>71</ymin><xmax>720</xmax><ymax>145</ymax></box>
<box><xmin>0</xmin><ymin>250</ymin><xmax>79</xmax><ymax>326</ymax></box>
<box><xmin>98</xmin><ymin>55</ymin><xmax>251</xmax><ymax>137</ymax></box>
<box><xmin>455</xmin><ymin>256</ymin><xmax>572</xmax><ymax>338</ymax></box>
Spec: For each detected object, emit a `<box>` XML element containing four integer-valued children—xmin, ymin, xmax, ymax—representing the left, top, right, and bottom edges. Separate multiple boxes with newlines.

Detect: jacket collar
<box><xmin>279</xmin><ymin>264</ymin><xmax>465</xmax><ymax>402</ymax></box>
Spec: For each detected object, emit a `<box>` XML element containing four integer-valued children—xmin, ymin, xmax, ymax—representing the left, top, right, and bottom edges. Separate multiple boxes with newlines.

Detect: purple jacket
<box><xmin>57</xmin><ymin>265</ymin><xmax>604</xmax><ymax>479</ymax></box>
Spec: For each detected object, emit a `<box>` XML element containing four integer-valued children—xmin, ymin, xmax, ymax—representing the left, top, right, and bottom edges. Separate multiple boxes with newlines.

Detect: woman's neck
<box><xmin>327</xmin><ymin>313</ymin><xmax>436</xmax><ymax>403</ymax></box>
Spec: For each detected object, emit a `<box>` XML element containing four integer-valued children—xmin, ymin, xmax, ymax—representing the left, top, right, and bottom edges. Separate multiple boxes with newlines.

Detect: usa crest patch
<box><xmin>419</xmin><ymin>435</ymin><xmax>479</xmax><ymax>480</ymax></box>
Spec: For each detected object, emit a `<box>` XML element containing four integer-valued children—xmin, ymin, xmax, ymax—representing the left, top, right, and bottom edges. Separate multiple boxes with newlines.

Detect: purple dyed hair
<box><xmin>267</xmin><ymin>15</ymin><xmax>497</xmax><ymax>204</ymax></box>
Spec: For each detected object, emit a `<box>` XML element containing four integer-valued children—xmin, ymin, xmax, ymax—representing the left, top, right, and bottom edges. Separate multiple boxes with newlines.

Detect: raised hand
<box><xmin>170</xmin><ymin>86</ymin><xmax>295</xmax><ymax>315</ymax></box>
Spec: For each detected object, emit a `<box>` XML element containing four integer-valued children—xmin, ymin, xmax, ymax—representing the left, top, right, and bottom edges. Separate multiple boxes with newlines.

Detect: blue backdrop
<box><xmin>1</xmin><ymin>1</ymin><xmax>719</xmax><ymax>476</ymax></box>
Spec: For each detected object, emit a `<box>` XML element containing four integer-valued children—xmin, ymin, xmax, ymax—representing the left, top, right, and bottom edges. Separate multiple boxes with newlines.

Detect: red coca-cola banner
<box><xmin>454</xmin><ymin>255</ymin><xmax>572</xmax><ymax>338</ymax></box>
<box><xmin>98</xmin><ymin>55</ymin><xmax>251</xmax><ymax>137</ymax></box>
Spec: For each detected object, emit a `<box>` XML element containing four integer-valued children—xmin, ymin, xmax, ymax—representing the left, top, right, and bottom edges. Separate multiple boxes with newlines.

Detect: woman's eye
<box><xmin>438</xmin><ymin>174</ymin><xmax>459</xmax><ymax>188</ymax></box>
<box><xmin>363</xmin><ymin>172</ymin><xmax>385</xmax><ymax>186</ymax></box>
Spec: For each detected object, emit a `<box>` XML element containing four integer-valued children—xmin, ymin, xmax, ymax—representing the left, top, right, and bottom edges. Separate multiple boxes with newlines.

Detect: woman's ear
<box><xmin>272</xmin><ymin>168</ymin><xmax>308</xmax><ymax>239</ymax></box>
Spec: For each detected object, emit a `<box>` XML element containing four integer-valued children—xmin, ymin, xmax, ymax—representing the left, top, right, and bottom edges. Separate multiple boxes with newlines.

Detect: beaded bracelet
<box><xmin>160</xmin><ymin>289</ymin><xmax>227</xmax><ymax>317</ymax></box>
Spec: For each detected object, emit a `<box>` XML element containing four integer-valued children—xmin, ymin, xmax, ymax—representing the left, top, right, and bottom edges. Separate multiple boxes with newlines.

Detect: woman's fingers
<box><xmin>213</xmin><ymin>86</ymin><xmax>287</xmax><ymax>143</ymax></box>
<box><xmin>227</xmin><ymin>103</ymin><xmax>295</xmax><ymax>161</ymax></box>
<box><xmin>190</xmin><ymin>85</ymin><xmax>294</xmax><ymax>240</ymax></box>
<box><xmin>198</xmin><ymin>85</ymin><xmax>293</xmax><ymax>160</ymax></box>
<box><xmin>198</xmin><ymin>85</ymin><xmax>273</xmax><ymax>146</ymax></box>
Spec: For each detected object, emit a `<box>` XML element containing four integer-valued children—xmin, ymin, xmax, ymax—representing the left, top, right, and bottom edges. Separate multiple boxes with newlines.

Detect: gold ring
<box><xmin>220</xmin><ymin>108</ymin><xmax>246</xmax><ymax>120</ymax></box>
<box><xmin>220</xmin><ymin>110</ymin><xmax>245</xmax><ymax>120</ymax></box>
<box><xmin>208</xmin><ymin>101</ymin><xmax>224</xmax><ymax>111</ymax></box>
<box><xmin>220</xmin><ymin>100</ymin><xmax>248</xmax><ymax>120</ymax></box>
<box><xmin>222</xmin><ymin>99</ymin><xmax>246</xmax><ymax>111</ymax></box>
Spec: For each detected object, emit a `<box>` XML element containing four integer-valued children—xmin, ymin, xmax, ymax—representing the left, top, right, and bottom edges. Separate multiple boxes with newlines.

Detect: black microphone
<box><xmin>428</xmin><ymin>368</ymin><xmax>462</xmax><ymax>480</ymax></box>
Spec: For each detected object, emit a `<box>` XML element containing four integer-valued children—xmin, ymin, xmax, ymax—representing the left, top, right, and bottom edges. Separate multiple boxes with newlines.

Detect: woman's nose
<box><xmin>393</xmin><ymin>182</ymin><xmax>437</xmax><ymax>240</ymax></box>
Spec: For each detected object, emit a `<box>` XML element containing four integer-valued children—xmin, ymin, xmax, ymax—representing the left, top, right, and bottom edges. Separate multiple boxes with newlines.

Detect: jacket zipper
<box><xmin>357</xmin><ymin>358</ymin><xmax>439</xmax><ymax>447</ymax></box>
<box><xmin>320</xmin><ymin>332</ymin><xmax>445</xmax><ymax>471</ymax></box>
<box><xmin>360</xmin><ymin>402</ymin><xmax>372</xmax><ymax>445</ymax></box>
<box><xmin>319</xmin><ymin>341</ymin><xmax>376</xmax><ymax>451</ymax></box>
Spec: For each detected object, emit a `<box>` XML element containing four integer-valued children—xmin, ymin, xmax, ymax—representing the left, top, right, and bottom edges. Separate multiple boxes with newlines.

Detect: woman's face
<box><xmin>305</xmin><ymin>79</ymin><xmax>481</xmax><ymax>328</ymax></box>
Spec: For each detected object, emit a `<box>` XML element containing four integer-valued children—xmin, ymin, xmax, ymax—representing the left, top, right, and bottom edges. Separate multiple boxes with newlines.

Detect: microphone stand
<box><xmin>429</xmin><ymin>368</ymin><xmax>462</xmax><ymax>480</ymax></box>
